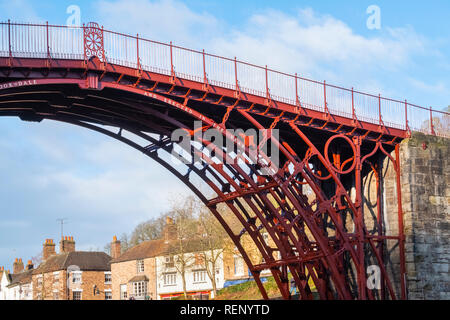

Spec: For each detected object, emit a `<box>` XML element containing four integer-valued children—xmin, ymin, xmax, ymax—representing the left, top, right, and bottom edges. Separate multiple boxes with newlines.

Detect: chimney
<box><xmin>43</xmin><ymin>239</ymin><xmax>56</xmax><ymax>260</ymax></box>
<box><xmin>13</xmin><ymin>258</ymin><xmax>24</xmax><ymax>274</ymax></box>
<box><xmin>111</xmin><ymin>235</ymin><xmax>121</xmax><ymax>259</ymax></box>
<box><xmin>26</xmin><ymin>260</ymin><xmax>34</xmax><ymax>270</ymax></box>
<box><xmin>164</xmin><ymin>217</ymin><xmax>177</xmax><ymax>243</ymax></box>
<box><xmin>59</xmin><ymin>236</ymin><xmax>76</xmax><ymax>253</ymax></box>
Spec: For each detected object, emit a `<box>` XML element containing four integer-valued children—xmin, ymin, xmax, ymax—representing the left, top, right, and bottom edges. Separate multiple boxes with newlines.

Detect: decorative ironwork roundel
<box><xmin>84</xmin><ymin>22</ymin><xmax>104</xmax><ymax>62</ymax></box>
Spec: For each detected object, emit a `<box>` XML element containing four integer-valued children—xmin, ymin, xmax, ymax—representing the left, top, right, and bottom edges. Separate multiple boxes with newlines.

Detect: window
<box><xmin>105</xmin><ymin>291</ymin><xmax>112</xmax><ymax>300</ymax></box>
<box><xmin>72</xmin><ymin>272</ymin><xmax>82</xmax><ymax>284</ymax></box>
<box><xmin>193</xmin><ymin>293</ymin><xmax>209</xmax><ymax>300</ymax></box>
<box><xmin>104</xmin><ymin>272</ymin><xmax>112</xmax><ymax>284</ymax></box>
<box><xmin>23</xmin><ymin>287</ymin><xmax>30</xmax><ymax>298</ymax></box>
<box><xmin>262</xmin><ymin>232</ymin><xmax>269</xmax><ymax>245</ymax></box>
<box><xmin>163</xmin><ymin>273</ymin><xmax>177</xmax><ymax>286</ymax></box>
<box><xmin>132</xmin><ymin>281</ymin><xmax>147</xmax><ymax>297</ymax></box>
<box><xmin>164</xmin><ymin>256</ymin><xmax>174</xmax><ymax>269</ymax></box>
<box><xmin>137</xmin><ymin>259</ymin><xmax>145</xmax><ymax>273</ymax></box>
<box><xmin>37</xmin><ymin>275</ymin><xmax>43</xmax><ymax>287</ymax></box>
<box><xmin>234</xmin><ymin>255</ymin><xmax>244</xmax><ymax>276</ymax></box>
<box><xmin>193</xmin><ymin>270</ymin><xmax>207</xmax><ymax>283</ymax></box>
<box><xmin>53</xmin><ymin>272</ymin><xmax>60</xmax><ymax>285</ymax></box>
<box><xmin>120</xmin><ymin>284</ymin><xmax>127</xmax><ymax>300</ymax></box>
<box><xmin>72</xmin><ymin>291</ymin><xmax>82</xmax><ymax>300</ymax></box>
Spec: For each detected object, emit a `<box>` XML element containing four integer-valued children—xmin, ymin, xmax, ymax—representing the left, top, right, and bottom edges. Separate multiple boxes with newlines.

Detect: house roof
<box><xmin>110</xmin><ymin>238</ymin><xmax>212</xmax><ymax>264</ymax></box>
<box><xmin>7</xmin><ymin>269</ymin><xmax>33</xmax><ymax>287</ymax></box>
<box><xmin>32</xmin><ymin>251</ymin><xmax>111</xmax><ymax>274</ymax></box>
<box><xmin>1</xmin><ymin>270</ymin><xmax>11</xmax><ymax>283</ymax></box>
<box><xmin>111</xmin><ymin>239</ymin><xmax>169</xmax><ymax>263</ymax></box>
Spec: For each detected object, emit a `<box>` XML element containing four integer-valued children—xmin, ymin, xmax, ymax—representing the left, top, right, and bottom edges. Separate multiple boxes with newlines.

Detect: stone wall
<box><xmin>384</xmin><ymin>132</ymin><xmax>449</xmax><ymax>300</ymax></box>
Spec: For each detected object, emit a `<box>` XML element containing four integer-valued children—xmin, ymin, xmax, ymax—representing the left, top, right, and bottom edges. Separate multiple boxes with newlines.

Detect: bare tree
<box><xmin>196</xmin><ymin>204</ymin><xmax>228</xmax><ymax>298</ymax></box>
<box><xmin>421</xmin><ymin>106</ymin><xmax>450</xmax><ymax>136</ymax></box>
<box><xmin>164</xmin><ymin>195</ymin><xmax>199</xmax><ymax>299</ymax></box>
<box><xmin>129</xmin><ymin>215</ymin><xmax>168</xmax><ymax>246</ymax></box>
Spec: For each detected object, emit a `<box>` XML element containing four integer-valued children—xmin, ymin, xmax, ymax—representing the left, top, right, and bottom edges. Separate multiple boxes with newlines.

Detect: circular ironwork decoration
<box><xmin>84</xmin><ymin>22</ymin><xmax>104</xmax><ymax>62</ymax></box>
<box><xmin>324</xmin><ymin>134</ymin><xmax>356</xmax><ymax>175</ymax></box>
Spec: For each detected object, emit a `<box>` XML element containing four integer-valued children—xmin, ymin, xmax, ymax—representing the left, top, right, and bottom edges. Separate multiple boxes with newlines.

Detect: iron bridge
<box><xmin>1</xmin><ymin>21</ymin><xmax>448</xmax><ymax>300</ymax></box>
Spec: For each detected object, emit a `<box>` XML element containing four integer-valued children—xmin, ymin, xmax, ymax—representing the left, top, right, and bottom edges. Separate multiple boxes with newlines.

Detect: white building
<box><xmin>155</xmin><ymin>249</ymin><xmax>225</xmax><ymax>300</ymax></box>
<box><xmin>0</xmin><ymin>268</ymin><xmax>12</xmax><ymax>300</ymax></box>
<box><xmin>0</xmin><ymin>266</ymin><xmax>34</xmax><ymax>300</ymax></box>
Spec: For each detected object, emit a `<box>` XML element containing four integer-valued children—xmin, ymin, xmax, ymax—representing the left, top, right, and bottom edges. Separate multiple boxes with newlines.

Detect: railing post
<box><xmin>136</xmin><ymin>33</ymin><xmax>140</xmax><ymax>71</ymax></box>
<box><xmin>234</xmin><ymin>57</ymin><xmax>239</xmax><ymax>96</ymax></box>
<box><xmin>295</xmin><ymin>73</ymin><xmax>300</xmax><ymax>107</ymax></box>
<box><xmin>323</xmin><ymin>80</ymin><xmax>328</xmax><ymax>114</ymax></box>
<box><xmin>202</xmin><ymin>49</ymin><xmax>207</xmax><ymax>86</ymax></box>
<box><xmin>265</xmin><ymin>65</ymin><xmax>269</xmax><ymax>102</ymax></box>
<box><xmin>170</xmin><ymin>41</ymin><xmax>174</xmax><ymax>78</ymax></box>
<box><xmin>352</xmin><ymin>87</ymin><xmax>356</xmax><ymax>122</ymax></box>
<box><xmin>430</xmin><ymin>107</ymin><xmax>435</xmax><ymax>136</ymax></box>
<box><xmin>405</xmin><ymin>100</ymin><xmax>409</xmax><ymax>132</ymax></box>
<box><xmin>101</xmin><ymin>25</ymin><xmax>105</xmax><ymax>63</ymax></box>
<box><xmin>7</xmin><ymin>19</ymin><xmax>12</xmax><ymax>61</ymax></box>
<box><xmin>82</xmin><ymin>23</ymin><xmax>86</xmax><ymax>63</ymax></box>
<box><xmin>378</xmin><ymin>94</ymin><xmax>382</xmax><ymax>126</ymax></box>
<box><xmin>46</xmin><ymin>21</ymin><xmax>50</xmax><ymax>60</ymax></box>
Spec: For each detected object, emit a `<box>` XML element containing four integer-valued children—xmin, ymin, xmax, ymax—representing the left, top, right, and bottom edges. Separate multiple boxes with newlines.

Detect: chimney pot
<box><xmin>59</xmin><ymin>235</ymin><xmax>75</xmax><ymax>253</ymax></box>
<box><xmin>43</xmin><ymin>238</ymin><xmax>56</xmax><ymax>261</ymax></box>
<box><xmin>13</xmin><ymin>257</ymin><xmax>24</xmax><ymax>274</ymax></box>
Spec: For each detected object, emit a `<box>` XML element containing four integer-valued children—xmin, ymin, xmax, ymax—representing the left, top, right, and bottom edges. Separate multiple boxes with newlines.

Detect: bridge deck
<box><xmin>0</xmin><ymin>21</ymin><xmax>447</xmax><ymax>140</ymax></box>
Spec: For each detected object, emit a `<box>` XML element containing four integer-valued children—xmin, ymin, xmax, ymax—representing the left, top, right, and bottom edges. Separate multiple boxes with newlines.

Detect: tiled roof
<box><xmin>32</xmin><ymin>251</ymin><xmax>111</xmax><ymax>274</ymax></box>
<box><xmin>111</xmin><ymin>238</ymin><xmax>213</xmax><ymax>264</ymax></box>
<box><xmin>110</xmin><ymin>239</ymin><xmax>169</xmax><ymax>263</ymax></box>
<box><xmin>7</xmin><ymin>269</ymin><xmax>33</xmax><ymax>287</ymax></box>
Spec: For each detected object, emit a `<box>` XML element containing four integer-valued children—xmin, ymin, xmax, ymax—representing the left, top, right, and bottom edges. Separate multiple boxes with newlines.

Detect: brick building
<box><xmin>222</xmin><ymin>232</ymin><xmax>274</xmax><ymax>287</ymax></box>
<box><xmin>111</xmin><ymin>218</ymin><xmax>225</xmax><ymax>300</ymax></box>
<box><xmin>110</xmin><ymin>222</ymin><xmax>173</xmax><ymax>300</ymax></box>
<box><xmin>32</xmin><ymin>237</ymin><xmax>112</xmax><ymax>300</ymax></box>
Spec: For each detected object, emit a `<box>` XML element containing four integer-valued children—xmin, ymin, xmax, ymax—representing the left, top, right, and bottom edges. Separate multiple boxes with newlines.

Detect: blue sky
<box><xmin>0</xmin><ymin>0</ymin><xmax>449</xmax><ymax>270</ymax></box>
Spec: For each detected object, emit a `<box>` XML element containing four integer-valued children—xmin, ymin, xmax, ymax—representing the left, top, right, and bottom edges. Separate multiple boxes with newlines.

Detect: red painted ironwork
<box><xmin>83</xmin><ymin>22</ymin><xmax>104</xmax><ymax>62</ymax></box>
<box><xmin>0</xmin><ymin>21</ymin><xmax>448</xmax><ymax>300</ymax></box>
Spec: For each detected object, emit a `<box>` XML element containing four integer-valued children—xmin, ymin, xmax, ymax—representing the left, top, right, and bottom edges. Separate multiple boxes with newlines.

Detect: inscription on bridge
<box><xmin>0</xmin><ymin>80</ymin><xmax>37</xmax><ymax>90</ymax></box>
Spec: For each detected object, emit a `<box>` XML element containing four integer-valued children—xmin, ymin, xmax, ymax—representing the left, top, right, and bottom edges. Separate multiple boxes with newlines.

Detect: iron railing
<box><xmin>0</xmin><ymin>20</ymin><xmax>448</xmax><ymax>137</ymax></box>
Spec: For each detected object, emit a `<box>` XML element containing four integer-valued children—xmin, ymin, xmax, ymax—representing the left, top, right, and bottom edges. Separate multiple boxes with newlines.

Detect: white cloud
<box><xmin>91</xmin><ymin>2</ymin><xmax>435</xmax><ymax>96</ymax></box>
<box><xmin>95</xmin><ymin>0</ymin><xmax>219</xmax><ymax>47</ymax></box>
<box><xmin>210</xmin><ymin>9</ymin><xmax>427</xmax><ymax>85</ymax></box>
<box><xmin>0</xmin><ymin>0</ymin><xmax>43</xmax><ymax>23</ymax></box>
<box><xmin>408</xmin><ymin>78</ymin><xmax>447</xmax><ymax>95</ymax></box>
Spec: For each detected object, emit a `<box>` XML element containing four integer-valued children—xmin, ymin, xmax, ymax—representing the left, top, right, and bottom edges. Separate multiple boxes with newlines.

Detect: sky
<box><xmin>0</xmin><ymin>0</ymin><xmax>449</xmax><ymax>270</ymax></box>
